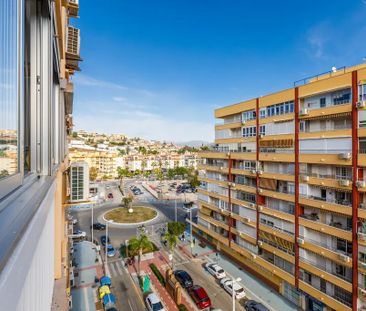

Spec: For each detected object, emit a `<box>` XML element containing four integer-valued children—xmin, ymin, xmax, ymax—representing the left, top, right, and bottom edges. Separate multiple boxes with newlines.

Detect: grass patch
<box><xmin>120</xmin><ymin>243</ymin><xmax>159</xmax><ymax>258</ymax></box>
<box><xmin>104</xmin><ymin>206</ymin><xmax>157</xmax><ymax>223</ymax></box>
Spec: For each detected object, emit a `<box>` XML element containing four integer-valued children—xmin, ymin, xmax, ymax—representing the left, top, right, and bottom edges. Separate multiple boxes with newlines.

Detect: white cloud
<box><xmin>112</xmin><ymin>96</ymin><xmax>126</xmax><ymax>102</ymax></box>
<box><xmin>74</xmin><ymin>112</ymin><xmax>213</xmax><ymax>142</ymax></box>
<box><xmin>306</xmin><ymin>22</ymin><xmax>330</xmax><ymax>59</ymax></box>
<box><xmin>73</xmin><ymin>74</ymin><xmax>128</xmax><ymax>90</ymax></box>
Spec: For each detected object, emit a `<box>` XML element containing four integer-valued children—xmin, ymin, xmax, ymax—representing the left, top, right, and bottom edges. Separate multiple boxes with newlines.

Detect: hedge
<box><xmin>178</xmin><ymin>304</ymin><xmax>188</xmax><ymax>311</ymax></box>
<box><xmin>149</xmin><ymin>263</ymin><xmax>165</xmax><ymax>286</ymax></box>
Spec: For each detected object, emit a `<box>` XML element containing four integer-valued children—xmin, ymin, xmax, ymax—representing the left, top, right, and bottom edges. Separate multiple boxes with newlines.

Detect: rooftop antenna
<box><xmin>331</xmin><ymin>66</ymin><xmax>337</xmax><ymax>73</ymax></box>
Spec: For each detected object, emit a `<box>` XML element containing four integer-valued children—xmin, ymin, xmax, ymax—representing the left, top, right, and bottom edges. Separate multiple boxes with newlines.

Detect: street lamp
<box><xmin>231</xmin><ymin>277</ymin><xmax>241</xmax><ymax>311</ymax></box>
<box><xmin>105</xmin><ymin>219</ymin><xmax>114</xmax><ymax>273</ymax></box>
<box><xmin>91</xmin><ymin>203</ymin><xmax>94</xmax><ymax>244</ymax></box>
<box><xmin>189</xmin><ymin>208</ymin><xmax>193</xmax><ymax>255</ymax></box>
<box><xmin>174</xmin><ymin>198</ymin><xmax>177</xmax><ymax>222</ymax></box>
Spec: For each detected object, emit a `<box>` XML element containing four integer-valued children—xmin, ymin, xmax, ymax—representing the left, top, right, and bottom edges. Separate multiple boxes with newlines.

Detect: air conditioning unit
<box><xmin>251</xmin><ymin>169</ymin><xmax>257</xmax><ymax>174</ymax></box>
<box><xmin>356</xmin><ymin>101</ymin><xmax>366</xmax><ymax>109</ymax></box>
<box><xmin>258</xmin><ymin>241</ymin><xmax>263</xmax><ymax>246</ymax></box>
<box><xmin>219</xmin><ymin>166</ymin><xmax>224</xmax><ymax>170</ymax></box>
<box><xmin>249</xmin><ymin>203</ymin><xmax>256</xmax><ymax>208</ymax></box>
<box><xmin>257</xmin><ymin>170</ymin><xmax>263</xmax><ymax>175</ymax></box>
<box><xmin>258</xmin><ymin>206</ymin><xmax>263</xmax><ymax>211</ymax></box>
<box><xmin>301</xmin><ymin>175</ymin><xmax>309</xmax><ymax>182</ymax></box>
<box><xmin>338</xmin><ymin>152</ymin><xmax>351</xmax><ymax>160</ymax></box>
<box><xmin>338</xmin><ymin>253</ymin><xmax>350</xmax><ymax>263</ymax></box>
<box><xmin>259</xmin><ymin>134</ymin><xmax>264</xmax><ymax>138</ymax></box>
<box><xmin>243</xmin><ymin>216</ymin><xmax>251</xmax><ymax>222</ymax></box>
<box><xmin>297</xmin><ymin>237</ymin><xmax>305</xmax><ymax>245</ymax></box>
<box><xmin>356</xmin><ymin>181</ymin><xmax>366</xmax><ymax>188</ymax></box>
<box><xmin>66</xmin><ymin>26</ymin><xmax>80</xmax><ymax>56</ymax></box>
<box><xmin>228</xmin><ymin>182</ymin><xmax>236</xmax><ymax>188</ymax></box>
<box><xmin>226</xmin><ymin>152</ymin><xmax>231</xmax><ymax>157</ymax></box>
<box><xmin>299</xmin><ymin>108</ymin><xmax>309</xmax><ymax>116</ymax></box>
<box><xmin>258</xmin><ymin>188</ymin><xmax>263</xmax><ymax>194</ymax></box>
<box><xmin>338</xmin><ymin>179</ymin><xmax>350</xmax><ymax>187</ymax></box>
<box><xmin>360</xmin><ymin>203</ymin><xmax>366</xmax><ymax>209</ymax></box>
<box><xmin>242</xmin><ymin>120</ymin><xmax>246</xmax><ymax>125</ymax></box>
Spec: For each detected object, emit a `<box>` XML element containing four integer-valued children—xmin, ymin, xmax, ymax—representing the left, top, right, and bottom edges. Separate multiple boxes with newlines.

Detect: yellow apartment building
<box><xmin>196</xmin><ymin>63</ymin><xmax>366</xmax><ymax>311</ymax></box>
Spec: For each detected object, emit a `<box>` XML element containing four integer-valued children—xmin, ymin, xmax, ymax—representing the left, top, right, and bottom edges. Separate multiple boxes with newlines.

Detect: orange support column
<box><xmin>256</xmin><ymin>98</ymin><xmax>260</xmax><ymax>243</ymax></box>
<box><xmin>352</xmin><ymin>70</ymin><xmax>359</xmax><ymax>311</ymax></box>
<box><xmin>294</xmin><ymin>87</ymin><xmax>300</xmax><ymax>289</ymax></box>
<box><xmin>228</xmin><ymin>155</ymin><xmax>233</xmax><ymax>246</ymax></box>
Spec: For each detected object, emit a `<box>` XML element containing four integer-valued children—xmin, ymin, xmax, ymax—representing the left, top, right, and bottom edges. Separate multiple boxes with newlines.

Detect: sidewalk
<box><xmin>70</xmin><ymin>241</ymin><xmax>104</xmax><ymax>311</ymax></box>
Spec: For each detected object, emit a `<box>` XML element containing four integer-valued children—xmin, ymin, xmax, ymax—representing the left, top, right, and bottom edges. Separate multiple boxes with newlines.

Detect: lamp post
<box><xmin>105</xmin><ymin>219</ymin><xmax>114</xmax><ymax>273</ymax></box>
<box><xmin>232</xmin><ymin>277</ymin><xmax>241</xmax><ymax>311</ymax></box>
<box><xmin>174</xmin><ymin>198</ymin><xmax>177</xmax><ymax>222</ymax></box>
<box><xmin>91</xmin><ymin>203</ymin><xmax>94</xmax><ymax>244</ymax></box>
<box><xmin>189</xmin><ymin>208</ymin><xmax>193</xmax><ymax>255</ymax></box>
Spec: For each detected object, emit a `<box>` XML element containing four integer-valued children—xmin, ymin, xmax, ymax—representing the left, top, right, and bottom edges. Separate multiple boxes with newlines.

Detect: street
<box><xmin>70</xmin><ymin>180</ymin><xmax>293</xmax><ymax>311</ymax></box>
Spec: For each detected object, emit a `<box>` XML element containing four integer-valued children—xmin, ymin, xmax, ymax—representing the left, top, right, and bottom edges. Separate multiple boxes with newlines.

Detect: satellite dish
<box><xmin>331</xmin><ymin>66</ymin><xmax>337</xmax><ymax>73</ymax></box>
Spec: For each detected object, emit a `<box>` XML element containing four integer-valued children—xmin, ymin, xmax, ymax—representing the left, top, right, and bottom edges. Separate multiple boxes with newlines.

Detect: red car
<box><xmin>188</xmin><ymin>285</ymin><xmax>211</xmax><ymax>310</ymax></box>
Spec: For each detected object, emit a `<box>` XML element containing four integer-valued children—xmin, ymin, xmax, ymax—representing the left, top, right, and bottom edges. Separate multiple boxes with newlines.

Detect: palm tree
<box><xmin>128</xmin><ymin>234</ymin><xmax>154</xmax><ymax>275</ymax></box>
<box><xmin>122</xmin><ymin>194</ymin><xmax>134</xmax><ymax>213</ymax></box>
<box><xmin>163</xmin><ymin>231</ymin><xmax>178</xmax><ymax>269</ymax></box>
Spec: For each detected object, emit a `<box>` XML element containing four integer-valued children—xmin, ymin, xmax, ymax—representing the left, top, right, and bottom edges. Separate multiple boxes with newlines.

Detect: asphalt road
<box><xmin>70</xmin><ymin>180</ymin><xmax>198</xmax><ymax>311</ymax></box>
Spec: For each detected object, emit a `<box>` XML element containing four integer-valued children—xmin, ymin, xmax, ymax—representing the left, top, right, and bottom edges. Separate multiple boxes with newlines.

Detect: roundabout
<box><xmin>103</xmin><ymin>206</ymin><xmax>158</xmax><ymax>226</ymax></box>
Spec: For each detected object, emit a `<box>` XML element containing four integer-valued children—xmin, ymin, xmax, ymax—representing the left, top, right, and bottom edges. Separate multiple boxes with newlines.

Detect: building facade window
<box><xmin>360</xmin><ymin>84</ymin><xmax>366</xmax><ymax>101</ymax></box>
<box><xmin>0</xmin><ymin>0</ymin><xmax>22</xmax><ymax>198</ymax></box>
<box><xmin>264</xmin><ymin>101</ymin><xmax>294</xmax><ymax>118</ymax></box>
<box><xmin>242</xmin><ymin>126</ymin><xmax>257</xmax><ymax>137</ymax></box>
<box><xmin>242</xmin><ymin>110</ymin><xmax>256</xmax><ymax>121</ymax></box>
<box><xmin>332</xmin><ymin>88</ymin><xmax>351</xmax><ymax>105</ymax></box>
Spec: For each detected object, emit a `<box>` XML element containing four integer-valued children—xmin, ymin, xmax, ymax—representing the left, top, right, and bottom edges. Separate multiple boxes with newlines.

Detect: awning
<box><xmin>259</xmin><ymin>178</ymin><xmax>278</xmax><ymax>191</ymax></box>
<box><xmin>302</xmin><ymin>112</ymin><xmax>351</xmax><ymax>121</ymax></box>
<box><xmin>103</xmin><ymin>293</ymin><xmax>116</xmax><ymax>306</ymax></box>
<box><xmin>99</xmin><ymin>285</ymin><xmax>111</xmax><ymax>299</ymax></box>
<box><xmin>100</xmin><ymin>276</ymin><xmax>111</xmax><ymax>287</ymax></box>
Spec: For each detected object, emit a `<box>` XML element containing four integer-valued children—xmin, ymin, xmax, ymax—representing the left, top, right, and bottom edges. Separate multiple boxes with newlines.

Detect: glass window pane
<box><xmin>0</xmin><ymin>0</ymin><xmax>19</xmax><ymax>179</ymax></box>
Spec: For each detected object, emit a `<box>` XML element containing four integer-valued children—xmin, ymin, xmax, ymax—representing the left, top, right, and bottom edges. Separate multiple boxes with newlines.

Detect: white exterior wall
<box><xmin>264</xmin><ymin>120</ymin><xmax>294</xmax><ymax>136</ymax></box>
<box><xmin>0</xmin><ymin>182</ymin><xmax>56</xmax><ymax>311</ymax></box>
<box><xmin>299</xmin><ymin>137</ymin><xmax>352</xmax><ymax>153</ymax></box>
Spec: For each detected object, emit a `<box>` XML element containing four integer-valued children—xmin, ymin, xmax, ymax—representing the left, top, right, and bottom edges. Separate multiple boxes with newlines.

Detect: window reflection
<box><xmin>0</xmin><ymin>0</ymin><xmax>19</xmax><ymax>179</ymax></box>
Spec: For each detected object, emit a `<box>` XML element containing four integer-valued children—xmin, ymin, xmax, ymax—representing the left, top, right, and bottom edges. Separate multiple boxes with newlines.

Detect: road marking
<box><xmin>109</xmin><ymin>262</ymin><xmax>117</xmax><ymax>276</ymax></box>
<box><xmin>115</xmin><ymin>260</ymin><xmax>123</xmax><ymax>275</ymax></box>
<box><xmin>83</xmin><ymin>287</ymin><xmax>90</xmax><ymax>311</ymax></box>
<box><xmin>127</xmin><ymin>299</ymin><xmax>134</xmax><ymax>311</ymax></box>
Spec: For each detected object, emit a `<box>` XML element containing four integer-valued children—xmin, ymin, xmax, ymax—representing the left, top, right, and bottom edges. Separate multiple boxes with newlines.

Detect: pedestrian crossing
<box><xmin>107</xmin><ymin>259</ymin><xmax>126</xmax><ymax>277</ymax></box>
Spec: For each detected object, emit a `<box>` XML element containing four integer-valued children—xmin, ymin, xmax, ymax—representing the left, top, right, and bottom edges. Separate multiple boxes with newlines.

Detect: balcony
<box><xmin>259</xmin><ymin>148</ymin><xmax>295</xmax><ymax>163</ymax></box>
<box><xmin>299</xmin><ymin>150</ymin><xmax>352</xmax><ymax>165</ymax></box>
<box><xmin>299</xmin><ymin>216</ymin><xmax>352</xmax><ymax>241</ymax></box>
<box><xmin>259</xmin><ymin>222</ymin><xmax>294</xmax><ymax>243</ymax></box>
<box><xmin>299</xmin><ymin>236</ymin><xmax>352</xmax><ymax>268</ymax></box>
<box><xmin>299</xmin><ymin>194</ymin><xmax>352</xmax><ymax>216</ymax></box>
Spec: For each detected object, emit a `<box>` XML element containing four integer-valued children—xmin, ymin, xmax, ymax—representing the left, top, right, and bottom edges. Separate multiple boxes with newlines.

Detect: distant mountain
<box><xmin>175</xmin><ymin>140</ymin><xmax>212</xmax><ymax>147</ymax></box>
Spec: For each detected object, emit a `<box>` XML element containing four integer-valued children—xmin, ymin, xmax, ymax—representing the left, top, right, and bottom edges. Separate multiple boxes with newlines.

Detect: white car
<box><xmin>145</xmin><ymin>293</ymin><xmax>165</xmax><ymax>311</ymax></box>
<box><xmin>205</xmin><ymin>263</ymin><xmax>226</xmax><ymax>279</ymax></box>
<box><xmin>220</xmin><ymin>277</ymin><xmax>246</xmax><ymax>299</ymax></box>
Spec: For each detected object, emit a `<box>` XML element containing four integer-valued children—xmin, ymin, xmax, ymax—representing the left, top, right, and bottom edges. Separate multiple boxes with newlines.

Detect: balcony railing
<box><xmin>300</xmin><ymin>123</ymin><xmax>352</xmax><ymax>133</ymax></box>
<box><xmin>301</xmin><ymin>171</ymin><xmax>352</xmax><ymax>180</ymax></box>
<box><xmin>300</xmin><ymin>194</ymin><xmax>352</xmax><ymax>207</ymax></box>
<box><xmin>299</xmin><ymin>149</ymin><xmax>351</xmax><ymax>154</ymax></box>
<box><xmin>260</xmin><ymin>221</ymin><xmax>294</xmax><ymax>236</ymax></box>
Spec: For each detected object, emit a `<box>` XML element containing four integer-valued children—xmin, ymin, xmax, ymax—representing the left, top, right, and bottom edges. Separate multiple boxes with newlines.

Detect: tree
<box><xmin>122</xmin><ymin>195</ymin><xmax>133</xmax><ymax>210</ymax></box>
<box><xmin>128</xmin><ymin>234</ymin><xmax>154</xmax><ymax>275</ymax></box>
<box><xmin>0</xmin><ymin>169</ymin><xmax>9</xmax><ymax>178</ymax></box>
<box><xmin>187</xmin><ymin>169</ymin><xmax>200</xmax><ymax>188</ymax></box>
<box><xmin>168</xmin><ymin>222</ymin><xmax>186</xmax><ymax>236</ymax></box>
<box><xmin>89</xmin><ymin>166</ymin><xmax>98</xmax><ymax>181</ymax></box>
<box><xmin>72</xmin><ymin>131</ymin><xmax>78</xmax><ymax>138</ymax></box>
<box><xmin>163</xmin><ymin>231</ymin><xmax>178</xmax><ymax>269</ymax></box>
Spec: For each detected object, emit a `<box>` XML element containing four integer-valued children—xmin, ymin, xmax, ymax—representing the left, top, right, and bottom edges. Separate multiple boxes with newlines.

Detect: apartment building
<box><xmin>0</xmin><ymin>0</ymin><xmax>80</xmax><ymax>310</ymax></box>
<box><xmin>196</xmin><ymin>64</ymin><xmax>366</xmax><ymax>311</ymax></box>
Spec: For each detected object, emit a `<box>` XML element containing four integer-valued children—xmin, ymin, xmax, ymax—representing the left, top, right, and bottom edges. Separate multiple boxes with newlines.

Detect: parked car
<box><xmin>244</xmin><ymin>300</ymin><xmax>269</xmax><ymax>311</ymax></box>
<box><xmin>145</xmin><ymin>293</ymin><xmax>165</xmax><ymax>311</ymax></box>
<box><xmin>93</xmin><ymin>223</ymin><xmax>106</xmax><ymax>230</ymax></box>
<box><xmin>108</xmin><ymin>193</ymin><xmax>113</xmax><ymax>199</ymax></box>
<box><xmin>100</xmin><ymin>235</ymin><xmax>110</xmax><ymax>246</ymax></box>
<box><xmin>106</xmin><ymin>244</ymin><xmax>116</xmax><ymax>257</ymax></box>
<box><xmin>174</xmin><ymin>270</ymin><xmax>193</xmax><ymax>289</ymax></box>
<box><xmin>188</xmin><ymin>285</ymin><xmax>211</xmax><ymax>310</ymax></box>
<box><xmin>220</xmin><ymin>278</ymin><xmax>246</xmax><ymax>299</ymax></box>
<box><xmin>71</xmin><ymin>230</ymin><xmax>86</xmax><ymax>239</ymax></box>
<box><xmin>205</xmin><ymin>263</ymin><xmax>226</xmax><ymax>279</ymax></box>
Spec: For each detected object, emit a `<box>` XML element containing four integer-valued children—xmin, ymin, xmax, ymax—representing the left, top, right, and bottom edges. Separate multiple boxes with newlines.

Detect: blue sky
<box><xmin>72</xmin><ymin>0</ymin><xmax>366</xmax><ymax>142</ymax></box>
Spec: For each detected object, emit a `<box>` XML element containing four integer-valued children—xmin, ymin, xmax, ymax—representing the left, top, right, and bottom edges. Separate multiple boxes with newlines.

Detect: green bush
<box><xmin>178</xmin><ymin>304</ymin><xmax>188</xmax><ymax>311</ymax></box>
<box><xmin>149</xmin><ymin>263</ymin><xmax>165</xmax><ymax>286</ymax></box>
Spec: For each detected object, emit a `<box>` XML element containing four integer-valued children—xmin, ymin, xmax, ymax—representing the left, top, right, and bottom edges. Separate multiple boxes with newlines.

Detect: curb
<box><xmin>102</xmin><ymin>207</ymin><xmax>160</xmax><ymax>227</ymax></box>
